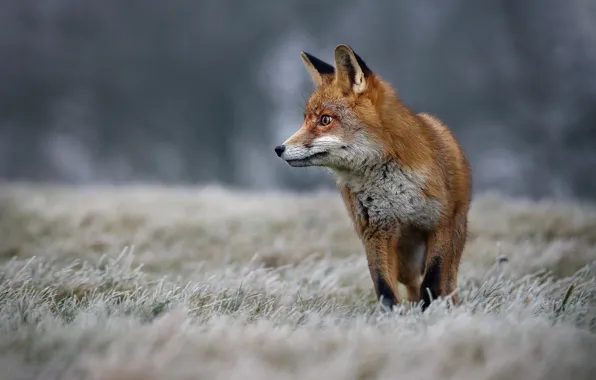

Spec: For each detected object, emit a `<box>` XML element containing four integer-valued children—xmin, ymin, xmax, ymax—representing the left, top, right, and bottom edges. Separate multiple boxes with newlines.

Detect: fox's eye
<box><xmin>320</xmin><ymin>115</ymin><xmax>333</xmax><ymax>126</ymax></box>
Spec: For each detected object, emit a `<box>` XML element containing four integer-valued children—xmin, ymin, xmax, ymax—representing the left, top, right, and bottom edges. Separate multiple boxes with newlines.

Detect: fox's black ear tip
<box><xmin>300</xmin><ymin>51</ymin><xmax>335</xmax><ymax>75</ymax></box>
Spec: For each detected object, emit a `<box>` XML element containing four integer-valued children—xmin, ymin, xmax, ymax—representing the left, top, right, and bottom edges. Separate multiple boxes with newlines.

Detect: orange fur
<box><xmin>276</xmin><ymin>45</ymin><xmax>472</xmax><ymax>310</ymax></box>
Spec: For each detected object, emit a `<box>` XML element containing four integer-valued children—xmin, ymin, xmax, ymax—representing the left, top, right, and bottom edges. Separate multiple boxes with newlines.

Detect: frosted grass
<box><xmin>0</xmin><ymin>184</ymin><xmax>595</xmax><ymax>379</ymax></box>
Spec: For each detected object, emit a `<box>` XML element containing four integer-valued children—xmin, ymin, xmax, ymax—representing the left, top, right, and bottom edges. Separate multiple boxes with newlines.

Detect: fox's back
<box><xmin>417</xmin><ymin>112</ymin><xmax>472</xmax><ymax>210</ymax></box>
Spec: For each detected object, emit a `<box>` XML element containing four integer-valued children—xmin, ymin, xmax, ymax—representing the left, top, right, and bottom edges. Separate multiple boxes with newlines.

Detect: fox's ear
<box><xmin>334</xmin><ymin>44</ymin><xmax>372</xmax><ymax>94</ymax></box>
<box><xmin>300</xmin><ymin>52</ymin><xmax>334</xmax><ymax>86</ymax></box>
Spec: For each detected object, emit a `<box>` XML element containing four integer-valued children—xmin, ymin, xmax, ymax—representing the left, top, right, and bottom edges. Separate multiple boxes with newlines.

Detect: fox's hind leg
<box><xmin>443</xmin><ymin>204</ymin><xmax>469</xmax><ymax>304</ymax></box>
<box><xmin>420</xmin><ymin>207</ymin><xmax>467</xmax><ymax>310</ymax></box>
<box><xmin>420</xmin><ymin>225</ymin><xmax>451</xmax><ymax>310</ymax></box>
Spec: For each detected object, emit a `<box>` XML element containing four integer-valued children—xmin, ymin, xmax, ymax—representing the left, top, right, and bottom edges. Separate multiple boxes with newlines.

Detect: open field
<box><xmin>1</xmin><ymin>183</ymin><xmax>595</xmax><ymax>379</ymax></box>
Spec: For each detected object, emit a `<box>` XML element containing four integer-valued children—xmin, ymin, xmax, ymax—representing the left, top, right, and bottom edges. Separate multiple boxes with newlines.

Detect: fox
<box><xmin>274</xmin><ymin>44</ymin><xmax>472</xmax><ymax>311</ymax></box>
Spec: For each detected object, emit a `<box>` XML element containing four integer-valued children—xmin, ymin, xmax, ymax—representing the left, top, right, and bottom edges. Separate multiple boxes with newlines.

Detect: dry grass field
<box><xmin>1</xmin><ymin>183</ymin><xmax>595</xmax><ymax>379</ymax></box>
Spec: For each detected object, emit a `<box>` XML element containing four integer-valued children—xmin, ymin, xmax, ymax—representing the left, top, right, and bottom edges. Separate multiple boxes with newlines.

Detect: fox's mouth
<box><xmin>285</xmin><ymin>151</ymin><xmax>329</xmax><ymax>167</ymax></box>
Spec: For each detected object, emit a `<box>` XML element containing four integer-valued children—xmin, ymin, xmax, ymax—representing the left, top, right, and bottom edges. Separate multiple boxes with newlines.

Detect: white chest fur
<box><xmin>334</xmin><ymin>161</ymin><xmax>442</xmax><ymax>231</ymax></box>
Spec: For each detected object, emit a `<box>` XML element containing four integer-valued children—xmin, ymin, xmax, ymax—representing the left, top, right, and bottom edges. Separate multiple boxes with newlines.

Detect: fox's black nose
<box><xmin>274</xmin><ymin>145</ymin><xmax>286</xmax><ymax>157</ymax></box>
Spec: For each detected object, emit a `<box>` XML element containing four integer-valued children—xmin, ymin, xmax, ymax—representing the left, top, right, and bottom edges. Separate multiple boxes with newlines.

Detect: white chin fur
<box><xmin>286</xmin><ymin>159</ymin><xmax>314</xmax><ymax>167</ymax></box>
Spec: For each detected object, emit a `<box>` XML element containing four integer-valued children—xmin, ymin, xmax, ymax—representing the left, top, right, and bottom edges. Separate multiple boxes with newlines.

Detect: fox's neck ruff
<box><xmin>332</xmin><ymin>159</ymin><xmax>442</xmax><ymax>231</ymax></box>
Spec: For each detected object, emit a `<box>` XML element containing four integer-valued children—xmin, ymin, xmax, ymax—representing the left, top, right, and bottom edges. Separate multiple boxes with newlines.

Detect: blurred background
<box><xmin>1</xmin><ymin>0</ymin><xmax>596</xmax><ymax>200</ymax></box>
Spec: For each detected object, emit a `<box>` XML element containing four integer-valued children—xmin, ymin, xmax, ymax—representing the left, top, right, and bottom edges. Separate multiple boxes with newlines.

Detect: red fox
<box><xmin>274</xmin><ymin>44</ymin><xmax>472</xmax><ymax>310</ymax></box>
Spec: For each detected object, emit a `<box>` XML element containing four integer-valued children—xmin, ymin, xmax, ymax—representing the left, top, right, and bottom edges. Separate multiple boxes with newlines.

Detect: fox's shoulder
<box><xmin>416</xmin><ymin>112</ymin><xmax>451</xmax><ymax>136</ymax></box>
<box><xmin>416</xmin><ymin>112</ymin><xmax>462</xmax><ymax>152</ymax></box>
<box><xmin>416</xmin><ymin>112</ymin><xmax>442</xmax><ymax>126</ymax></box>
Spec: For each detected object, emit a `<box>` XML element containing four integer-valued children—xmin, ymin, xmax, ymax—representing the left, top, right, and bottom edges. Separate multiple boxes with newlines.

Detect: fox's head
<box><xmin>275</xmin><ymin>44</ymin><xmax>392</xmax><ymax>172</ymax></box>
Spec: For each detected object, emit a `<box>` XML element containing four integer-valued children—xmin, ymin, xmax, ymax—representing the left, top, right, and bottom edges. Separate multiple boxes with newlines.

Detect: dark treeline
<box><xmin>1</xmin><ymin>0</ymin><xmax>595</xmax><ymax>199</ymax></box>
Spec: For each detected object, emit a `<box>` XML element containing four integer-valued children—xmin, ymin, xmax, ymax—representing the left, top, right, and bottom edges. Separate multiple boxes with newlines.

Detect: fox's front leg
<box><xmin>339</xmin><ymin>186</ymin><xmax>400</xmax><ymax>309</ymax></box>
<box><xmin>363</xmin><ymin>231</ymin><xmax>400</xmax><ymax>309</ymax></box>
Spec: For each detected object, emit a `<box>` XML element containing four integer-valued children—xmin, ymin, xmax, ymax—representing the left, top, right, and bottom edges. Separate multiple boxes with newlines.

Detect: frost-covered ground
<box><xmin>0</xmin><ymin>184</ymin><xmax>595</xmax><ymax>380</ymax></box>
